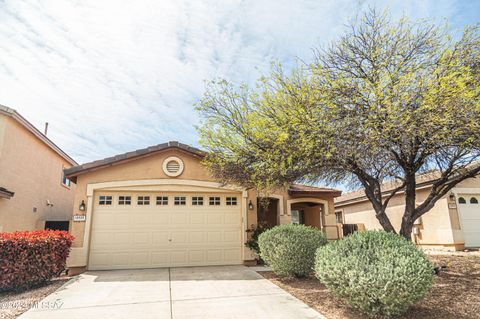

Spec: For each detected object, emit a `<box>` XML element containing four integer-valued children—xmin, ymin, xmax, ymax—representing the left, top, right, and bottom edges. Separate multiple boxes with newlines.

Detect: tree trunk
<box><xmin>401</xmin><ymin>170</ymin><xmax>417</xmax><ymax>241</ymax></box>
<box><xmin>362</xmin><ymin>181</ymin><xmax>397</xmax><ymax>234</ymax></box>
<box><xmin>399</xmin><ymin>217</ymin><xmax>414</xmax><ymax>240</ymax></box>
<box><xmin>375</xmin><ymin>209</ymin><xmax>397</xmax><ymax>233</ymax></box>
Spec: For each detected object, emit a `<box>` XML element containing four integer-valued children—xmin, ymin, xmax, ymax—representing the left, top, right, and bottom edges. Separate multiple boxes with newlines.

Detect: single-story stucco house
<box><xmin>335</xmin><ymin>173</ymin><xmax>480</xmax><ymax>251</ymax></box>
<box><xmin>0</xmin><ymin>104</ymin><xmax>77</xmax><ymax>233</ymax></box>
<box><xmin>64</xmin><ymin>141</ymin><xmax>342</xmax><ymax>273</ymax></box>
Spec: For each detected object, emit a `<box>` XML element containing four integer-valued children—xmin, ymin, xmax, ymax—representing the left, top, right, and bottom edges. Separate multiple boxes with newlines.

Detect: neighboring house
<box><xmin>335</xmin><ymin>174</ymin><xmax>480</xmax><ymax>251</ymax></box>
<box><xmin>64</xmin><ymin>141</ymin><xmax>342</xmax><ymax>273</ymax></box>
<box><xmin>0</xmin><ymin>105</ymin><xmax>77</xmax><ymax>232</ymax></box>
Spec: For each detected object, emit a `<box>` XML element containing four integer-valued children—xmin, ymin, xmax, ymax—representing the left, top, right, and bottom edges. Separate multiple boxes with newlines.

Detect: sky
<box><xmin>1</xmin><ymin>0</ymin><xmax>479</xmax><ymax>165</ymax></box>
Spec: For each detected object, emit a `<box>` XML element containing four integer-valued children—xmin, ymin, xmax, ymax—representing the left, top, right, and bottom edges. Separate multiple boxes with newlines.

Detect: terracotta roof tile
<box><xmin>64</xmin><ymin>141</ymin><xmax>205</xmax><ymax>179</ymax></box>
<box><xmin>335</xmin><ymin>170</ymin><xmax>444</xmax><ymax>206</ymax></box>
<box><xmin>288</xmin><ymin>184</ymin><xmax>342</xmax><ymax>197</ymax></box>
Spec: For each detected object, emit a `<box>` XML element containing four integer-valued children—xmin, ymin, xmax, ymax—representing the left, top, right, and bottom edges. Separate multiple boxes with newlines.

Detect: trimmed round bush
<box><xmin>0</xmin><ymin>230</ymin><xmax>74</xmax><ymax>291</ymax></box>
<box><xmin>315</xmin><ymin>231</ymin><xmax>434</xmax><ymax>317</ymax></box>
<box><xmin>258</xmin><ymin>224</ymin><xmax>327</xmax><ymax>277</ymax></box>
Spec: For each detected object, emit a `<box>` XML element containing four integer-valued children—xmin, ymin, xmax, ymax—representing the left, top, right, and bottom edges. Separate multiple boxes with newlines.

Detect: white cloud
<box><xmin>0</xmin><ymin>0</ymin><xmax>478</xmax><ymax>163</ymax></box>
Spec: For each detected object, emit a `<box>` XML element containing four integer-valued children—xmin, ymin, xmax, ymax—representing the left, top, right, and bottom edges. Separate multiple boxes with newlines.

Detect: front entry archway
<box><xmin>286</xmin><ymin>198</ymin><xmax>340</xmax><ymax>239</ymax></box>
<box><xmin>287</xmin><ymin>198</ymin><xmax>329</xmax><ymax>226</ymax></box>
<box><xmin>290</xmin><ymin>202</ymin><xmax>325</xmax><ymax>229</ymax></box>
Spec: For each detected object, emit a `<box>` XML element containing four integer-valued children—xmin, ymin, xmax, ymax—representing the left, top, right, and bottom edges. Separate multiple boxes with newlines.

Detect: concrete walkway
<box><xmin>19</xmin><ymin>266</ymin><xmax>324</xmax><ymax>319</ymax></box>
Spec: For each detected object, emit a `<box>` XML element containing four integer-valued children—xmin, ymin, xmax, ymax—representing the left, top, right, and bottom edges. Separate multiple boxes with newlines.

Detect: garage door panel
<box><xmin>89</xmin><ymin>192</ymin><xmax>243</xmax><ymax>270</ymax></box>
<box><xmin>207</xmin><ymin>231</ymin><xmax>222</xmax><ymax>243</ymax></box>
<box><xmin>188</xmin><ymin>231</ymin><xmax>205</xmax><ymax>243</ymax></box>
<box><xmin>95</xmin><ymin>213</ymin><xmax>130</xmax><ymax>227</ymax></box>
<box><xmin>457</xmin><ymin>194</ymin><xmax>480</xmax><ymax>247</ymax></box>
<box><xmin>461</xmin><ymin>223</ymin><xmax>480</xmax><ymax>232</ymax></box>
<box><xmin>152</xmin><ymin>231</ymin><xmax>170</xmax><ymax>244</ymax></box>
<box><xmin>92</xmin><ymin>231</ymin><xmax>131</xmax><ymax>246</ymax></box>
<box><xmin>225</xmin><ymin>214</ymin><xmax>240</xmax><ymax>225</ymax></box>
<box><xmin>171</xmin><ymin>250</ymin><xmax>188</xmax><ymax>264</ymax></box>
<box><xmin>112</xmin><ymin>253</ymin><xmax>130</xmax><ymax>266</ymax></box>
<box><xmin>171</xmin><ymin>231</ymin><xmax>187</xmax><ymax>243</ymax></box>
<box><xmin>224</xmin><ymin>249</ymin><xmax>242</xmax><ymax>262</ymax></box>
<box><xmin>207</xmin><ymin>214</ymin><xmax>224</xmax><ymax>224</ymax></box>
<box><xmin>89</xmin><ymin>253</ymin><xmax>110</xmax><ymax>268</ymax></box>
<box><xmin>133</xmin><ymin>232</ymin><xmax>150</xmax><ymax>244</ymax></box>
<box><xmin>151</xmin><ymin>251</ymin><xmax>170</xmax><ymax>266</ymax></box>
<box><xmin>132</xmin><ymin>214</ymin><xmax>152</xmax><ymax>225</ymax></box>
<box><xmin>206</xmin><ymin>250</ymin><xmax>223</xmax><ymax>262</ymax></box>
<box><xmin>151</xmin><ymin>214</ymin><xmax>170</xmax><ymax>224</ymax></box>
<box><xmin>224</xmin><ymin>230</ymin><xmax>241</xmax><ymax>242</ymax></box>
<box><xmin>188</xmin><ymin>250</ymin><xmax>205</xmax><ymax>263</ymax></box>
<box><xmin>171</xmin><ymin>213</ymin><xmax>188</xmax><ymax>224</ymax></box>
<box><xmin>189</xmin><ymin>214</ymin><xmax>205</xmax><ymax>224</ymax></box>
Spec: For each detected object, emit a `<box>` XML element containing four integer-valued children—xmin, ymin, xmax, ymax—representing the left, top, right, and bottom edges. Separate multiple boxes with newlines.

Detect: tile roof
<box><xmin>64</xmin><ymin>142</ymin><xmax>341</xmax><ymax>196</ymax></box>
<box><xmin>64</xmin><ymin>141</ymin><xmax>205</xmax><ymax>180</ymax></box>
<box><xmin>335</xmin><ymin>171</ymin><xmax>444</xmax><ymax>206</ymax></box>
<box><xmin>288</xmin><ymin>184</ymin><xmax>342</xmax><ymax>197</ymax></box>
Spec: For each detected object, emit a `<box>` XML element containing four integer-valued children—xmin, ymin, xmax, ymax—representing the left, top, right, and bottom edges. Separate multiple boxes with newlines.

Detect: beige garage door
<box><xmin>457</xmin><ymin>194</ymin><xmax>480</xmax><ymax>248</ymax></box>
<box><xmin>88</xmin><ymin>192</ymin><xmax>243</xmax><ymax>270</ymax></box>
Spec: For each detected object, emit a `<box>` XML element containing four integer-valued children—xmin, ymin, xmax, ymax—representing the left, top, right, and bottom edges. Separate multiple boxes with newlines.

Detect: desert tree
<box><xmin>196</xmin><ymin>9</ymin><xmax>480</xmax><ymax>239</ymax></box>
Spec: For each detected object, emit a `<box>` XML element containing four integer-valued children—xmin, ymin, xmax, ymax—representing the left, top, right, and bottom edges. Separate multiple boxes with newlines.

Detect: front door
<box><xmin>291</xmin><ymin>209</ymin><xmax>305</xmax><ymax>225</ymax></box>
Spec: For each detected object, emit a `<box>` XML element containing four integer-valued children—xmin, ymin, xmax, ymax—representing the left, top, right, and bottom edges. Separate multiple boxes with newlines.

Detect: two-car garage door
<box><xmin>88</xmin><ymin>192</ymin><xmax>243</xmax><ymax>270</ymax></box>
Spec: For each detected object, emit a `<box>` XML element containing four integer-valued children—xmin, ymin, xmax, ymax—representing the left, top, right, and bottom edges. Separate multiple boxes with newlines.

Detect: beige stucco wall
<box><xmin>67</xmin><ymin>149</ymin><xmax>339</xmax><ymax>268</ymax></box>
<box><xmin>338</xmin><ymin>176</ymin><xmax>480</xmax><ymax>250</ymax></box>
<box><xmin>0</xmin><ymin>116</ymin><xmax>76</xmax><ymax>232</ymax></box>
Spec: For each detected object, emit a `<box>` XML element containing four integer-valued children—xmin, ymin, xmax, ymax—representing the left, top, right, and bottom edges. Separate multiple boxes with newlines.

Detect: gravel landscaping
<box><xmin>0</xmin><ymin>278</ymin><xmax>69</xmax><ymax>319</ymax></box>
<box><xmin>260</xmin><ymin>254</ymin><xmax>480</xmax><ymax>319</ymax></box>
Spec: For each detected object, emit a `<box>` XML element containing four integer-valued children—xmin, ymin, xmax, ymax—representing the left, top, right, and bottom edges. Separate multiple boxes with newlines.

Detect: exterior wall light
<box><xmin>449</xmin><ymin>193</ymin><xmax>455</xmax><ymax>201</ymax></box>
<box><xmin>79</xmin><ymin>200</ymin><xmax>86</xmax><ymax>211</ymax></box>
<box><xmin>248</xmin><ymin>200</ymin><xmax>254</xmax><ymax>210</ymax></box>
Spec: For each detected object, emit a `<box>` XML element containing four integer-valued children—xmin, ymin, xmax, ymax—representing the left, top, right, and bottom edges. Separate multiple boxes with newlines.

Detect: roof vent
<box><xmin>166</xmin><ymin>160</ymin><xmax>180</xmax><ymax>173</ymax></box>
<box><xmin>162</xmin><ymin>156</ymin><xmax>184</xmax><ymax>177</ymax></box>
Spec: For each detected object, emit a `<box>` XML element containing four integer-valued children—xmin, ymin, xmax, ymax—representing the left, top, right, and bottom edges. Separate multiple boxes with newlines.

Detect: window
<box><xmin>459</xmin><ymin>197</ymin><xmax>467</xmax><ymax>204</ymax></box>
<box><xmin>192</xmin><ymin>196</ymin><xmax>204</xmax><ymax>205</ymax></box>
<box><xmin>470</xmin><ymin>197</ymin><xmax>479</xmax><ymax>204</ymax></box>
<box><xmin>174</xmin><ymin>196</ymin><xmax>186</xmax><ymax>205</ymax></box>
<box><xmin>61</xmin><ymin>173</ymin><xmax>71</xmax><ymax>187</ymax></box>
<box><xmin>137</xmin><ymin>196</ymin><xmax>150</xmax><ymax>205</ymax></box>
<box><xmin>335</xmin><ymin>211</ymin><xmax>344</xmax><ymax>224</ymax></box>
<box><xmin>45</xmin><ymin>221</ymin><xmax>69</xmax><ymax>231</ymax></box>
<box><xmin>226</xmin><ymin>197</ymin><xmax>237</xmax><ymax>206</ymax></box>
<box><xmin>209</xmin><ymin>196</ymin><xmax>221</xmax><ymax>206</ymax></box>
<box><xmin>99</xmin><ymin>195</ymin><xmax>112</xmax><ymax>205</ymax></box>
<box><xmin>291</xmin><ymin>210</ymin><xmax>305</xmax><ymax>225</ymax></box>
<box><xmin>118</xmin><ymin>196</ymin><xmax>131</xmax><ymax>205</ymax></box>
<box><xmin>156</xmin><ymin>196</ymin><xmax>168</xmax><ymax>205</ymax></box>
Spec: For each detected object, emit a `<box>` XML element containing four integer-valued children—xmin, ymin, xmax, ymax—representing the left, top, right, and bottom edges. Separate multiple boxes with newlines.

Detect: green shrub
<box><xmin>245</xmin><ymin>224</ymin><xmax>269</xmax><ymax>257</ymax></box>
<box><xmin>315</xmin><ymin>231</ymin><xmax>434</xmax><ymax>317</ymax></box>
<box><xmin>258</xmin><ymin>224</ymin><xmax>327</xmax><ymax>277</ymax></box>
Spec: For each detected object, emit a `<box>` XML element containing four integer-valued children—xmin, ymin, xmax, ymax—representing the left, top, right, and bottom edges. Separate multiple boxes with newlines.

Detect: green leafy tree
<box><xmin>196</xmin><ymin>9</ymin><xmax>480</xmax><ymax>240</ymax></box>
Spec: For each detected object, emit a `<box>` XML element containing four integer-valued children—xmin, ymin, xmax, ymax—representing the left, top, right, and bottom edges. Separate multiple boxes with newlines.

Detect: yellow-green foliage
<box><xmin>196</xmin><ymin>9</ymin><xmax>480</xmax><ymax>240</ymax></box>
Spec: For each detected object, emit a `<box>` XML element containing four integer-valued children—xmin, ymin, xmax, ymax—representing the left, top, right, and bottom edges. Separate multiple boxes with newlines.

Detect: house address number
<box><xmin>73</xmin><ymin>215</ymin><xmax>86</xmax><ymax>222</ymax></box>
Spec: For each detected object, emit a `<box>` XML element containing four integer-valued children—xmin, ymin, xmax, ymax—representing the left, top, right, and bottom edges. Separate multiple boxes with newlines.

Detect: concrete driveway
<box><xmin>19</xmin><ymin>266</ymin><xmax>324</xmax><ymax>319</ymax></box>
